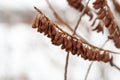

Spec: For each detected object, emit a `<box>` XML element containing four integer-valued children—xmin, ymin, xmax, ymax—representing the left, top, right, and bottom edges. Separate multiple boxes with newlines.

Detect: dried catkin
<box><xmin>32</xmin><ymin>8</ymin><xmax>111</xmax><ymax>63</ymax></box>
<box><xmin>92</xmin><ymin>0</ymin><xmax>120</xmax><ymax>48</ymax></box>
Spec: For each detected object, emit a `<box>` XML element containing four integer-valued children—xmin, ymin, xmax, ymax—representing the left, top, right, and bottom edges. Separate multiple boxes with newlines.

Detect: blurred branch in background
<box><xmin>0</xmin><ymin>9</ymin><xmax>35</xmax><ymax>25</ymax></box>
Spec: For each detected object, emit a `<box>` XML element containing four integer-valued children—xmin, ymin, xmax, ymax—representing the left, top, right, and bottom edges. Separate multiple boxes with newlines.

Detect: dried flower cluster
<box><xmin>67</xmin><ymin>0</ymin><xmax>120</xmax><ymax>48</ymax></box>
<box><xmin>92</xmin><ymin>0</ymin><xmax>120</xmax><ymax>48</ymax></box>
<box><xmin>32</xmin><ymin>7</ymin><xmax>112</xmax><ymax>63</ymax></box>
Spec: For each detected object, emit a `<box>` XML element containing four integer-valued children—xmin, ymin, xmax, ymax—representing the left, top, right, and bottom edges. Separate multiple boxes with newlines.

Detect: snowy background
<box><xmin>0</xmin><ymin>0</ymin><xmax>120</xmax><ymax>80</ymax></box>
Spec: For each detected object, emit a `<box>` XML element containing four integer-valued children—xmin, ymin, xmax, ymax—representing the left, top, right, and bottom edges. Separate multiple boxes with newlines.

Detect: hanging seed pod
<box><xmin>93</xmin><ymin>0</ymin><xmax>107</xmax><ymax>9</ymax></box>
<box><xmin>97</xmin><ymin>8</ymin><xmax>104</xmax><ymax>15</ymax></box>
<box><xmin>32</xmin><ymin>15</ymin><xmax>39</xmax><ymax>28</ymax></box>
<box><xmin>84</xmin><ymin>7</ymin><xmax>93</xmax><ymax>21</ymax></box>
<box><xmin>86</xmin><ymin>48</ymin><xmax>92</xmax><ymax>59</ymax></box>
<box><xmin>92</xmin><ymin>23</ymin><xmax>104</xmax><ymax>33</ymax></box>
<box><xmin>103</xmin><ymin>16</ymin><xmax>112</xmax><ymax>27</ymax></box>
<box><xmin>61</xmin><ymin>37</ymin><xmax>68</xmax><ymax>49</ymax></box>
<box><xmin>100</xmin><ymin>51</ymin><xmax>109</xmax><ymax>63</ymax></box>
<box><xmin>65</xmin><ymin>38</ymin><xmax>73</xmax><ymax>52</ymax></box>
<box><xmin>97</xmin><ymin>9</ymin><xmax>106</xmax><ymax>19</ymax></box>
<box><xmin>51</xmin><ymin>25</ymin><xmax>57</xmax><ymax>35</ymax></box>
<box><xmin>91</xmin><ymin>51</ymin><xmax>97</xmax><ymax>60</ymax></box>
<box><xmin>52</xmin><ymin>32</ymin><xmax>64</xmax><ymax>46</ymax></box>
<box><xmin>71</xmin><ymin>39</ymin><xmax>77</xmax><ymax>55</ymax></box>
<box><xmin>67</xmin><ymin>0</ymin><xmax>84</xmax><ymax>11</ymax></box>
<box><xmin>76</xmin><ymin>41</ymin><xmax>82</xmax><ymax>55</ymax></box>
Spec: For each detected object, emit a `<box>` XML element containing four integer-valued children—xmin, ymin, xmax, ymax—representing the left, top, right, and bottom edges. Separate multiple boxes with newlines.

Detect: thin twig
<box><xmin>64</xmin><ymin>53</ymin><xmax>70</xmax><ymax>80</ymax></box>
<box><xmin>110</xmin><ymin>56</ymin><xmax>120</xmax><ymax>71</ymax></box>
<box><xmin>84</xmin><ymin>39</ymin><xmax>110</xmax><ymax>80</ymax></box>
<box><xmin>73</xmin><ymin>0</ymin><xmax>91</xmax><ymax>35</ymax></box>
<box><xmin>84</xmin><ymin>62</ymin><xmax>94</xmax><ymax>80</ymax></box>
<box><xmin>45</xmin><ymin>0</ymin><xmax>73</xmax><ymax>32</ymax></box>
<box><xmin>101</xmin><ymin>39</ymin><xmax>109</xmax><ymax>48</ymax></box>
<box><xmin>111</xmin><ymin>63</ymin><xmax>120</xmax><ymax>71</ymax></box>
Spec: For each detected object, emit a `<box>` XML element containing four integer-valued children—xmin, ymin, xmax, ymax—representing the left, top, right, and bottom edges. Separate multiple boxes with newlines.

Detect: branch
<box><xmin>84</xmin><ymin>62</ymin><xmax>93</xmax><ymax>80</ymax></box>
<box><xmin>110</xmin><ymin>56</ymin><xmax>120</xmax><ymax>71</ymax></box>
<box><xmin>73</xmin><ymin>0</ymin><xmax>91</xmax><ymax>35</ymax></box>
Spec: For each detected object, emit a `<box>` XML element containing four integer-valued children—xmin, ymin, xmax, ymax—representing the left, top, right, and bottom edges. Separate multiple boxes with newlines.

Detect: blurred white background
<box><xmin>0</xmin><ymin>0</ymin><xmax>120</xmax><ymax>80</ymax></box>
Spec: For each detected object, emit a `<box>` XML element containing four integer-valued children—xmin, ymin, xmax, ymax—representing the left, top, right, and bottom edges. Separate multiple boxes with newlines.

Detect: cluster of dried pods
<box><xmin>32</xmin><ymin>7</ymin><xmax>111</xmax><ymax>63</ymax></box>
<box><xmin>67</xmin><ymin>0</ymin><xmax>120</xmax><ymax>48</ymax></box>
<box><xmin>93</xmin><ymin>0</ymin><xmax>120</xmax><ymax>48</ymax></box>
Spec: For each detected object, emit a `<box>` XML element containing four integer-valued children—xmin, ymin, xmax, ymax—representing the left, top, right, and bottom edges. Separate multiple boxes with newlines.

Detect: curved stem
<box><xmin>64</xmin><ymin>53</ymin><xmax>70</xmax><ymax>80</ymax></box>
<box><xmin>73</xmin><ymin>0</ymin><xmax>91</xmax><ymax>35</ymax></box>
<box><xmin>84</xmin><ymin>62</ymin><xmax>94</xmax><ymax>80</ymax></box>
<box><xmin>101</xmin><ymin>39</ymin><xmax>109</xmax><ymax>48</ymax></box>
<box><xmin>110</xmin><ymin>56</ymin><xmax>120</xmax><ymax>71</ymax></box>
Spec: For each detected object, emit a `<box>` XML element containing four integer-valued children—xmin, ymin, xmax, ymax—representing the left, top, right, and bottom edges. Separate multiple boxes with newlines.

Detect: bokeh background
<box><xmin>0</xmin><ymin>0</ymin><xmax>120</xmax><ymax>80</ymax></box>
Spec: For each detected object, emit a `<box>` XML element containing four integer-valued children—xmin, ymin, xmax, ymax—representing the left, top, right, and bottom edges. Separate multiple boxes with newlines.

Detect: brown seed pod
<box><xmin>61</xmin><ymin>37</ymin><xmax>68</xmax><ymax>49</ymax></box>
<box><xmin>71</xmin><ymin>39</ymin><xmax>77</xmax><ymax>55</ymax></box>
<box><xmin>97</xmin><ymin>9</ymin><xmax>106</xmax><ymax>19</ymax></box>
<box><xmin>52</xmin><ymin>32</ymin><xmax>64</xmax><ymax>46</ymax></box>
<box><xmin>76</xmin><ymin>41</ymin><xmax>82</xmax><ymax>55</ymax></box>
<box><xmin>92</xmin><ymin>23</ymin><xmax>104</xmax><ymax>33</ymax></box>
<box><xmin>65</xmin><ymin>38</ymin><xmax>73</xmax><ymax>52</ymax></box>
<box><xmin>32</xmin><ymin>15</ymin><xmax>39</xmax><ymax>28</ymax></box>
<box><xmin>103</xmin><ymin>16</ymin><xmax>112</xmax><ymax>27</ymax></box>
<box><xmin>67</xmin><ymin>0</ymin><xmax>84</xmax><ymax>11</ymax></box>
<box><xmin>93</xmin><ymin>0</ymin><xmax>107</xmax><ymax>9</ymax></box>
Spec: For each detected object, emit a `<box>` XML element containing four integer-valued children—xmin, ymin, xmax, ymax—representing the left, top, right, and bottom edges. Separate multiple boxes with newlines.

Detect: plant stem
<box><xmin>84</xmin><ymin>62</ymin><xmax>94</xmax><ymax>80</ymax></box>
<box><xmin>64</xmin><ymin>53</ymin><xmax>70</xmax><ymax>80</ymax></box>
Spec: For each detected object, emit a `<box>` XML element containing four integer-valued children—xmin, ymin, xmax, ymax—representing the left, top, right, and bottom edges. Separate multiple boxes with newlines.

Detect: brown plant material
<box><xmin>67</xmin><ymin>0</ymin><xmax>93</xmax><ymax>21</ymax></box>
<box><xmin>92</xmin><ymin>22</ymin><xmax>104</xmax><ymax>33</ymax></box>
<box><xmin>45</xmin><ymin>1</ymin><xmax>91</xmax><ymax>80</ymax></box>
<box><xmin>67</xmin><ymin>0</ymin><xmax>84</xmax><ymax>12</ymax></box>
<box><xmin>92</xmin><ymin>0</ymin><xmax>120</xmax><ymax>48</ymax></box>
<box><xmin>67</xmin><ymin>0</ymin><xmax>120</xmax><ymax>48</ymax></box>
<box><xmin>32</xmin><ymin>7</ymin><xmax>113</xmax><ymax>63</ymax></box>
<box><xmin>112</xmin><ymin>0</ymin><xmax>120</xmax><ymax>14</ymax></box>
